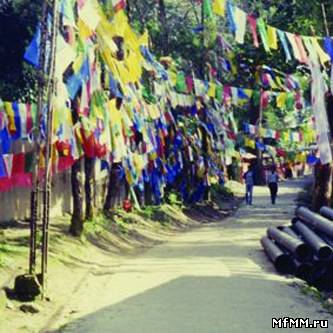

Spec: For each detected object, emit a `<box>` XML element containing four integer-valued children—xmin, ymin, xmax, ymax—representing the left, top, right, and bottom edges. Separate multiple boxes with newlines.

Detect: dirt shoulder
<box><xmin>0</xmin><ymin>183</ymin><xmax>242</xmax><ymax>333</ymax></box>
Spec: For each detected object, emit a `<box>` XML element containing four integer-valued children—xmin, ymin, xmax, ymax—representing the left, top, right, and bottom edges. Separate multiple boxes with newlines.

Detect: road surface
<box><xmin>52</xmin><ymin>179</ymin><xmax>333</xmax><ymax>333</ymax></box>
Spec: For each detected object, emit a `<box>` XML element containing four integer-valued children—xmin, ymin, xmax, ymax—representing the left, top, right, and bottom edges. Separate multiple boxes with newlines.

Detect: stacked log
<box><xmin>261</xmin><ymin>206</ymin><xmax>333</xmax><ymax>290</ymax></box>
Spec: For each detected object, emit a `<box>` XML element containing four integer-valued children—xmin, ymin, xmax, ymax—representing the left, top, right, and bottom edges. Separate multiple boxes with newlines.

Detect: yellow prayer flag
<box><xmin>311</xmin><ymin>37</ymin><xmax>330</xmax><ymax>66</ymax></box>
<box><xmin>4</xmin><ymin>102</ymin><xmax>15</xmax><ymax>133</ymax></box>
<box><xmin>148</xmin><ymin>104</ymin><xmax>160</xmax><ymax>120</ymax></box>
<box><xmin>169</xmin><ymin>70</ymin><xmax>177</xmax><ymax>85</ymax></box>
<box><xmin>133</xmin><ymin>154</ymin><xmax>145</xmax><ymax>175</ymax></box>
<box><xmin>244</xmin><ymin>137</ymin><xmax>256</xmax><ymax>149</ymax></box>
<box><xmin>267</xmin><ymin>26</ymin><xmax>278</xmax><ymax>50</ymax></box>
<box><xmin>276</xmin><ymin>92</ymin><xmax>287</xmax><ymax>108</ymax></box>
<box><xmin>212</xmin><ymin>0</ymin><xmax>225</xmax><ymax>17</ymax></box>
<box><xmin>275</xmin><ymin>77</ymin><xmax>284</xmax><ymax>88</ymax></box>
<box><xmin>78</xmin><ymin>19</ymin><xmax>93</xmax><ymax>40</ymax></box>
<box><xmin>243</xmin><ymin>89</ymin><xmax>253</xmax><ymax>98</ymax></box>
<box><xmin>208</xmin><ymin>82</ymin><xmax>216</xmax><ymax>98</ymax></box>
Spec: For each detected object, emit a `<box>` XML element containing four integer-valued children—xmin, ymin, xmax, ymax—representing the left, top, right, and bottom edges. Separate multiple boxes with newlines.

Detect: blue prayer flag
<box><xmin>24</xmin><ymin>25</ymin><xmax>41</xmax><ymax>68</ymax></box>
<box><xmin>324</xmin><ymin>37</ymin><xmax>333</xmax><ymax>62</ymax></box>
<box><xmin>0</xmin><ymin>155</ymin><xmax>7</xmax><ymax>178</ymax></box>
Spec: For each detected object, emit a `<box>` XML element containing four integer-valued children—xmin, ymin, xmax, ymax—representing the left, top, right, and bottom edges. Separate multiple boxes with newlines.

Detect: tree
<box><xmin>0</xmin><ymin>0</ymin><xmax>43</xmax><ymax>101</ymax></box>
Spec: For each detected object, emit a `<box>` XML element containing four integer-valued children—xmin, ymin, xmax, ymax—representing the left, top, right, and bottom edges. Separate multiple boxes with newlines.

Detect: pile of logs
<box><xmin>261</xmin><ymin>206</ymin><xmax>333</xmax><ymax>290</ymax></box>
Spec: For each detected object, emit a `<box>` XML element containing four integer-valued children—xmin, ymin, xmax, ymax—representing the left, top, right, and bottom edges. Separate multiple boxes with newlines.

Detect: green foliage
<box><xmin>167</xmin><ymin>191</ymin><xmax>182</xmax><ymax>206</ymax></box>
<box><xmin>0</xmin><ymin>0</ymin><xmax>43</xmax><ymax>101</ymax></box>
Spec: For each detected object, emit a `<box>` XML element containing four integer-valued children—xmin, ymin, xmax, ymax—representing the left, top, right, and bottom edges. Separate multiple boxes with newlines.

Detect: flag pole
<box><xmin>321</xmin><ymin>3</ymin><xmax>330</xmax><ymax>36</ymax></box>
<box><xmin>29</xmin><ymin>1</ymin><xmax>48</xmax><ymax>276</ymax></box>
<box><xmin>201</xmin><ymin>0</ymin><xmax>206</xmax><ymax>79</ymax></box>
<box><xmin>40</xmin><ymin>0</ymin><xmax>60</xmax><ymax>296</ymax></box>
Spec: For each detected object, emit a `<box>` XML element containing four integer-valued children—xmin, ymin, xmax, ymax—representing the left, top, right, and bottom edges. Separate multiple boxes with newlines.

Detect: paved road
<box><xmin>54</xmin><ymin>179</ymin><xmax>333</xmax><ymax>333</ymax></box>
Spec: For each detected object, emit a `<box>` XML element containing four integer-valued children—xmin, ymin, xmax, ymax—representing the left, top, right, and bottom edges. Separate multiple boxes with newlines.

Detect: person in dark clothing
<box><xmin>267</xmin><ymin>166</ymin><xmax>279</xmax><ymax>204</ymax></box>
<box><xmin>243</xmin><ymin>166</ymin><xmax>254</xmax><ymax>205</ymax></box>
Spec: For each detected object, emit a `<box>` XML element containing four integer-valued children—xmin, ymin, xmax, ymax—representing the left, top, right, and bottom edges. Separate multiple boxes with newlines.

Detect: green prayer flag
<box><xmin>216</xmin><ymin>85</ymin><xmax>223</xmax><ymax>102</ymax></box>
<box><xmin>257</xmin><ymin>18</ymin><xmax>270</xmax><ymax>53</ymax></box>
<box><xmin>286</xmin><ymin>92</ymin><xmax>295</xmax><ymax>109</ymax></box>
<box><xmin>203</xmin><ymin>0</ymin><xmax>213</xmax><ymax>18</ymax></box>
<box><xmin>175</xmin><ymin>72</ymin><xmax>187</xmax><ymax>93</ymax></box>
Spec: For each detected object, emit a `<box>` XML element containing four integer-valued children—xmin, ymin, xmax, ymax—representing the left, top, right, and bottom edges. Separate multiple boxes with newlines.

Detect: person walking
<box><xmin>267</xmin><ymin>166</ymin><xmax>279</xmax><ymax>205</ymax></box>
<box><xmin>243</xmin><ymin>165</ymin><xmax>254</xmax><ymax>205</ymax></box>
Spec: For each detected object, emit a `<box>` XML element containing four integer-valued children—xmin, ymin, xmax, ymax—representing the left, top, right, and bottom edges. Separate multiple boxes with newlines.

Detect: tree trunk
<box><xmin>312</xmin><ymin>95</ymin><xmax>333</xmax><ymax>210</ymax></box>
<box><xmin>158</xmin><ymin>0</ymin><xmax>169</xmax><ymax>55</ymax></box>
<box><xmin>69</xmin><ymin>93</ymin><xmax>84</xmax><ymax>236</ymax></box>
<box><xmin>249</xmin><ymin>92</ymin><xmax>265</xmax><ymax>185</ymax></box>
<box><xmin>103</xmin><ymin>163</ymin><xmax>124</xmax><ymax>213</ymax></box>
<box><xmin>69</xmin><ymin>159</ymin><xmax>84</xmax><ymax>236</ymax></box>
<box><xmin>84</xmin><ymin>157</ymin><xmax>95</xmax><ymax>220</ymax></box>
<box><xmin>312</xmin><ymin>163</ymin><xmax>333</xmax><ymax>212</ymax></box>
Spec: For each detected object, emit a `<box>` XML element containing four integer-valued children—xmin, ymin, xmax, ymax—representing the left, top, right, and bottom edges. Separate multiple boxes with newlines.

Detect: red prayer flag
<box><xmin>247</xmin><ymin>15</ymin><xmax>259</xmax><ymax>48</ymax></box>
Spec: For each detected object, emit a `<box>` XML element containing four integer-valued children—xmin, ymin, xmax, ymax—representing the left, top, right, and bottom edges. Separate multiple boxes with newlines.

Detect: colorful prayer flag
<box><xmin>212</xmin><ymin>0</ymin><xmax>225</xmax><ymax>16</ymax></box>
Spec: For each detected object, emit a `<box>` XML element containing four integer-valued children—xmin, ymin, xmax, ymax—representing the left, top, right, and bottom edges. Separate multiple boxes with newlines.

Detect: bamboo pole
<box><xmin>29</xmin><ymin>2</ymin><xmax>48</xmax><ymax>275</ymax></box>
<box><xmin>40</xmin><ymin>0</ymin><xmax>60</xmax><ymax>294</ymax></box>
<box><xmin>321</xmin><ymin>3</ymin><xmax>330</xmax><ymax>36</ymax></box>
<box><xmin>201</xmin><ymin>0</ymin><xmax>205</xmax><ymax>79</ymax></box>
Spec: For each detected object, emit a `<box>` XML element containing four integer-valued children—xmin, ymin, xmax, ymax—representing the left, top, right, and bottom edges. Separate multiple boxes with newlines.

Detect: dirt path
<box><xmin>47</xmin><ymin>179</ymin><xmax>333</xmax><ymax>333</ymax></box>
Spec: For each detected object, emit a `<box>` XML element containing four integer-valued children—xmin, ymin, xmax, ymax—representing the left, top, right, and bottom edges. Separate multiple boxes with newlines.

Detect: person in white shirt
<box><xmin>267</xmin><ymin>165</ymin><xmax>279</xmax><ymax>205</ymax></box>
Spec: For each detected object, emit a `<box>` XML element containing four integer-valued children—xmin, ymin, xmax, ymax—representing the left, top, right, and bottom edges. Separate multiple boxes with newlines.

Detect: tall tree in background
<box><xmin>0</xmin><ymin>0</ymin><xmax>43</xmax><ymax>101</ymax></box>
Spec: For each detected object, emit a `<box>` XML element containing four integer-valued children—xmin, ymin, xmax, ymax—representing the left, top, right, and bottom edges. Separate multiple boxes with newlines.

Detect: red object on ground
<box><xmin>123</xmin><ymin>199</ymin><xmax>132</xmax><ymax>212</ymax></box>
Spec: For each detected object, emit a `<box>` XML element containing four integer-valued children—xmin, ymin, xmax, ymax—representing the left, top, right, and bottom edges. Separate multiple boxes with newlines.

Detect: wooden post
<box><xmin>40</xmin><ymin>0</ymin><xmax>60</xmax><ymax>294</ymax></box>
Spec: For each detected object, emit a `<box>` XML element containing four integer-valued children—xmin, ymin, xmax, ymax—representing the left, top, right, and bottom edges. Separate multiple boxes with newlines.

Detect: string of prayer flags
<box><xmin>214</xmin><ymin>2</ymin><xmax>332</xmax><ymax>66</ymax></box>
<box><xmin>15</xmin><ymin>0</ymin><xmax>315</xmax><ymax>201</ymax></box>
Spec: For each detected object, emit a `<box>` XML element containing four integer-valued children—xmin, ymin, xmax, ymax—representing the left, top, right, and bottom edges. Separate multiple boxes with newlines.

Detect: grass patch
<box><xmin>0</xmin><ymin>243</ymin><xmax>22</xmax><ymax>267</ymax></box>
<box><xmin>83</xmin><ymin>210</ymin><xmax>135</xmax><ymax>238</ymax></box>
